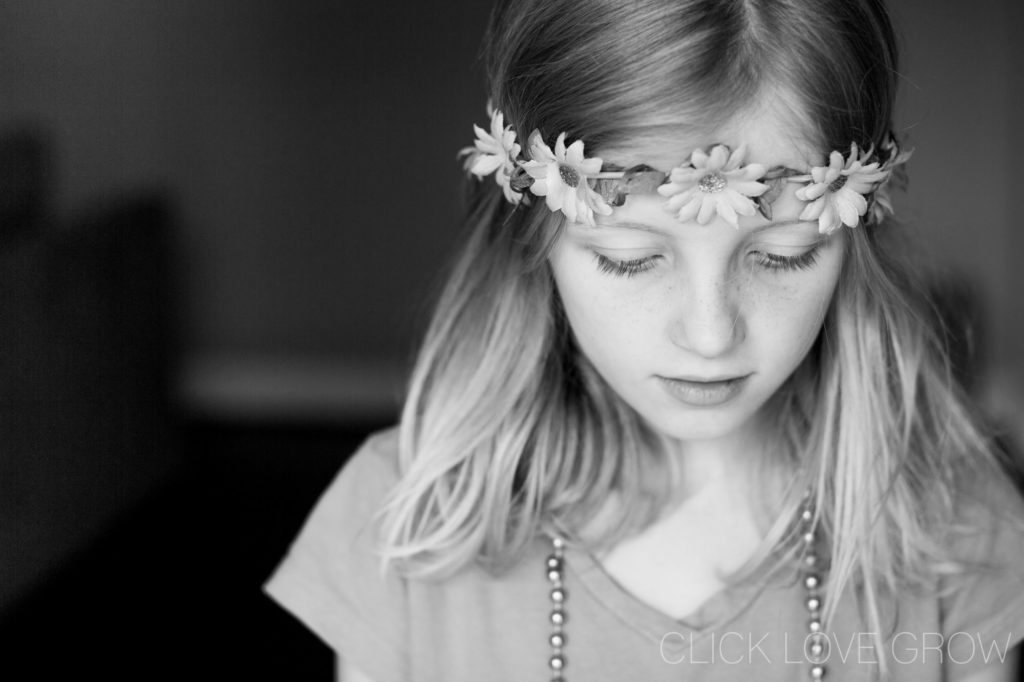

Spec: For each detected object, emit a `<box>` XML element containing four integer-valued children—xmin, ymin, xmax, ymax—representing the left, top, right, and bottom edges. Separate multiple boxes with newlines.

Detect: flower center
<box><xmin>828</xmin><ymin>174</ymin><xmax>848</xmax><ymax>193</ymax></box>
<box><xmin>698</xmin><ymin>172</ymin><xmax>726</xmax><ymax>194</ymax></box>
<box><xmin>558</xmin><ymin>164</ymin><xmax>581</xmax><ymax>188</ymax></box>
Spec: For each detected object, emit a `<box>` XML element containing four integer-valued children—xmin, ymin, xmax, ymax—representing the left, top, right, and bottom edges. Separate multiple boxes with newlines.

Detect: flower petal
<box><xmin>554</xmin><ymin>133</ymin><xmax>568</xmax><ymax>161</ymax></box>
<box><xmin>473</xmin><ymin>123</ymin><xmax>495</xmax><ymax>145</ymax></box>
<box><xmin>835</xmin><ymin>189</ymin><xmax>867</xmax><ymax>226</ymax></box>
<box><xmin>545</xmin><ymin>186</ymin><xmax>564</xmax><ymax>211</ymax></box>
<box><xmin>578</xmin><ymin>157</ymin><xmax>603</xmax><ymax>176</ymax></box>
<box><xmin>796</xmin><ymin>182</ymin><xmax>827</xmax><ymax>202</ymax></box>
<box><xmin>724</xmin><ymin>190</ymin><xmax>758</xmax><ymax>217</ymax></box>
<box><xmin>696</xmin><ymin>196</ymin><xmax>718</xmax><ymax>224</ymax></box>
<box><xmin>664</xmin><ymin>187</ymin><xmax>698</xmax><ymax>211</ymax></box>
<box><xmin>817</xmin><ymin>201</ymin><xmax>840</xmax><ymax>234</ymax></box>
<box><xmin>521</xmin><ymin>160</ymin><xmax>549</xmax><ymax>180</ymax></box>
<box><xmin>809</xmin><ymin>166</ymin><xmax>830</xmax><ymax>184</ymax></box>
<box><xmin>672</xmin><ymin>196</ymin><xmax>703</xmax><ymax>222</ymax></box>
<box><xmin>501</xmin><ymin>183</ymin><xmax>521</xmax><ymax>205</ymax></box>
<box><xmin>730</xmin><ymin>179</ymin><xmax>769</xmax><ymax>198</ymax></box>
<box><xmin>562</xmin><ymin>191</ymin><xmax>578</xmax><ymax>222</ymax></box>
<box><xmin>471</xmin><ymin>154</ymin><xmax>505</xmax><ymax>176</ymax></box>
<box><xmin>564</xmin><ymin>139</ymin><xmax>585</xmax><ymax>167</ymax></box>
<box><xmin>502</xmin><ymin>131</ymin><xmax>519</xmax><ymax>153</ymax></box>
<box><xmin>725</xmin><ymin>144</ymin><xmax>747</xmax><ymax>171</ymax></box>
<box><xmin>717</xmin><ymin>197</ymin><xmax>739</xmax><ymax>227</ymax></box>
<box><xmin>657</xmin><ymin>182</ymin><xmax>679</xmax><ymax>198</ymax></box>
<box><xmin>528</xmin><ymin>130</ymin><xmax>554</xmax><ymax>162</ymax></box>
<box><xmin>474</xmin><ymin>139</ymin><xmax>496</xmax><ymax>153</ymax></box>
<box><xmin>734</xmin><ymin>162</ymin><xmax>767</xmax><ymax>181</ymax></box>
<box><xmin>706</xmin><ymin>145</ymin><xmax>730</xmax><ymax>170</ymax></box>
<box><xmin>591</xmin><ymin>195</ymin><xmax>613</xmax><ymax>216</ymax></box>
<box><xmin>800</xmin><ymin>197</ymin><xmax>825</xmax><ymax>222</ymax></box>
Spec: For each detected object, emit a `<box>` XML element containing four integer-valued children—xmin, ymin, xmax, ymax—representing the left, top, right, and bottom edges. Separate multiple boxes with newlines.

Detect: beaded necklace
<box><xmin>543</xmin><ymin>494</ymin><xmax>828</xmax><ymax>680</ymax></box>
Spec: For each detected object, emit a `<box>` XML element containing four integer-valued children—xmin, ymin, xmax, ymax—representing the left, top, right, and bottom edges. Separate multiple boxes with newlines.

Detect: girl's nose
<box><xmin>668</xmin><ymin>270</ymin><xmax>745</xmax><ymax>359</ymax></box>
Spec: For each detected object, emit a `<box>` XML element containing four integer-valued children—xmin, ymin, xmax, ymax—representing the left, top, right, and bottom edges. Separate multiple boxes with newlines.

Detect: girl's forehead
<box><xmin>589</xmin><ymin>183</ymin><xmax>818</xmax><ymax>238</ymax></box>
<box><xmin>600</xmin><ymin>102</ymin><xmax>822</xmax><ymax>173</ymax></box>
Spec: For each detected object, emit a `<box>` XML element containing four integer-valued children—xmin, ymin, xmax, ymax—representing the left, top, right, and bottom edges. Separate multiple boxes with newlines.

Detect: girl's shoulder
<box><xmin>340</xmin><ymin>425</ymin><xmax>402</xmax><ymax>489</ymax></box>
<box><xmin>336</xmin><ymin>425</ymin><xmax>402</xmax><ymax>502</ymax></box>
<box><xmin>263</xmin><ymin>426</ymin><xmax>410</xmax><ymax>680</ymax></box>
<box><xmin>280</xmin><ymin>426</ymin><xmax>402</xmax><ymax>544</ymax></box>
<box><xmin>265</xmin><ymin>426</ymin><xmax>559</xmax><ymax>680</ymax></box>
<box><xmin>934</xmin><ymin>463</ymin><xmax>1024</xmax><ymax>674</ymax></box>
<box><xmin>949</xmin><ymin>459</ymin><xmax>1024</xmax><ymax>553</ymax></box>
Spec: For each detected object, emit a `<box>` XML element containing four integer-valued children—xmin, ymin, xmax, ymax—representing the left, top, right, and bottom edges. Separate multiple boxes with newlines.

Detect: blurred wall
<box><xmin>0</xmin><ymin>0</ymin><xmax>1021</xmax><ymax>418</ymax></box>
<box><xmin>893</xmin><ymin>0</ymin><xmax>1024</xmax><ymax>412</ymax></box>
<box><xmin>0</xmin><ymin>0</ymin><xmax>491</xmax><ymax>366</ymax></box>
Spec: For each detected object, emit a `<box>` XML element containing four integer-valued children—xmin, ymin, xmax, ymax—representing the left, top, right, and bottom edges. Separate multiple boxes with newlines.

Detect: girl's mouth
<box><xmin>656</xmin><ymin>375</ymin><xmax>749</xmax><ymax>407</ymax></box>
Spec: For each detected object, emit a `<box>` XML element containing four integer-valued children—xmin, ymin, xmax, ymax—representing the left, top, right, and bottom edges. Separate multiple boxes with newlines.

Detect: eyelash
<box><xmin>594</xmin><ymin>254</ymin><xmax>661</xmax><ymax>278</ymax></box>
<box><xmin>752</xmin><ymin>246</ymin><xmax>821</xmax><ymax>272</ymax></box>
<box><xmin>593</xmin><ymin>245</ymin><xmax>821</xmax><ymax>278</ymax></box>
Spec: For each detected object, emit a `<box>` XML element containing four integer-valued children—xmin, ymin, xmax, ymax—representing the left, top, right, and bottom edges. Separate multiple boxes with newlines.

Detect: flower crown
<box><xmin>460</xmin><ymin>104</ymin><xmax>912</xmax><ymax>234</ymax></box>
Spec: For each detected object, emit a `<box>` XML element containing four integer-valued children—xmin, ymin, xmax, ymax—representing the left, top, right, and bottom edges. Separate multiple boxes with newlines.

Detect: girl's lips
<box><xmin>657</xmin><ymin>375</ymin><xmax>749</xmax><ymax>407</ymax></box>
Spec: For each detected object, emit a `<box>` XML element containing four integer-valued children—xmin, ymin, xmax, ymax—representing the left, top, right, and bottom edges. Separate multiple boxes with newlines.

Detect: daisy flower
<box><xmin>795</xmin><ymin>143</ymin><xmax>891</xmax><ymax>234</ymax></box>
<box><xmin>656</xmin><ymin>144</ymin><xmax>768</xmax><ymax>228</ymax></box>
<box><xmin>459</xmin><ymin>105</ymin><xmax>523</xmax><ymax>204</ymax></box>
<box><xmin>520</xmin><ymin>131</ymin><xmax>612</xmax><ymax>226</ymax></box>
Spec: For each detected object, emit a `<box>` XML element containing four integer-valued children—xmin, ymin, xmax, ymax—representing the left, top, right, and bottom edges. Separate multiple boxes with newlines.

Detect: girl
<box><xmin>265</xmin><ymin>0</ymin><xmax>1024</xmax><ymax>680</ymax></box>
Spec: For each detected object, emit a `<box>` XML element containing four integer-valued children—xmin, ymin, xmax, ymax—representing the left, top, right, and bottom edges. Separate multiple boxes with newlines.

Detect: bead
<box><xmin>540</xmin><ymin>522</ymin><xmax>835</xmax><ymax>680</ymax></box>
<box><xmin>806</xmin><ymin>632</ymin><xmax>829</xmax><ymax>663</ymax></box>
<box><xmin>558</xmin><ymin>165</ymin><xmax>581</xmax><ymax>188</ymax></box>
<box><xmin>698</xmin><ymin>172</ymin><xmax>726</xmax><ymax>193</ymax></box>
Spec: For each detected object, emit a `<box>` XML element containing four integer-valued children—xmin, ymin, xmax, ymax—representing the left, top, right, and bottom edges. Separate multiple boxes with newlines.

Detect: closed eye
<box><xmin>752</xmin><ymin>247</ymin><xmax>820</xmax><ymax>272</ymax></box>
<box><xmin>594</xmin><ymin>253</ymin><xmax>661</xmax><ymax>278</ymax></box>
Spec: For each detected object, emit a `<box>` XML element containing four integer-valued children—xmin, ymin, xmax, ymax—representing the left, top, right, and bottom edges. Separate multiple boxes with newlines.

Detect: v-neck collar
<box><xmin>562</xmin><ymin>538</ymin><xmax>791</xmax><ymax>644</ymax></box>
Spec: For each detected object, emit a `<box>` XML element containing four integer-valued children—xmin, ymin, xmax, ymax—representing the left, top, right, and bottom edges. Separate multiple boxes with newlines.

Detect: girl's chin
<box><xmin>642</xmin><ymin>409</ymin><xmax>759</xmax><ymax>444</ymax></box>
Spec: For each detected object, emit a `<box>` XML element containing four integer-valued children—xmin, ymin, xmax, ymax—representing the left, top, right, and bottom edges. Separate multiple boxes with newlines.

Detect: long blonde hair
<box><xmin>379</xmin><ymin>0</ymin><xmax>1012</xmax><ymax>668</ymax></box>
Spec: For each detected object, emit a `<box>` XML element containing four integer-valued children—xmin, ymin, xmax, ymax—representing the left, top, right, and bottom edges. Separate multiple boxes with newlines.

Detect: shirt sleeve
<box><xmin>263</xmin><ymin>427</ymin><xmax>410</xmax><ymax>682</ymax></box>
<box><xmin>940</xmin><ymin>474</ymin><xmax>1024</xmax><ymax>681</ymax></box>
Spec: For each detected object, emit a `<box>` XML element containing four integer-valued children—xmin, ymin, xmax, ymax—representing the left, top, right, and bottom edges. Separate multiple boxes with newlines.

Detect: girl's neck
<box><xmin>664</xmin><ymin>419</ymin><xmax>767</xmax><ymax>506</ymax></box>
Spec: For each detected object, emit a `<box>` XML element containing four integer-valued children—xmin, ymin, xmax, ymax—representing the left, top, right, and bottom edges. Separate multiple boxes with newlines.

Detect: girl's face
<box><xmin>548</xmin><ymin>116</ymin><xmax>844</xmax><ymax>447</ymax></box>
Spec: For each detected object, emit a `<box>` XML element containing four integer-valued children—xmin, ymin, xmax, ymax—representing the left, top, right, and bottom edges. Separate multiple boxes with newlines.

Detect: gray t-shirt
<box><xmin>264</xmin><ymin>427</ymin><xmax>1024</xmax><ymax>681</ymax></box>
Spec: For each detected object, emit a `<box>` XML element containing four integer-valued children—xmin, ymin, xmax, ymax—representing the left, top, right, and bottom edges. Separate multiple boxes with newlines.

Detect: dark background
<box><xmin>0</xmin><ymin>0</ymin><xmax>1022</xmax><ymax>680</ymax></box>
